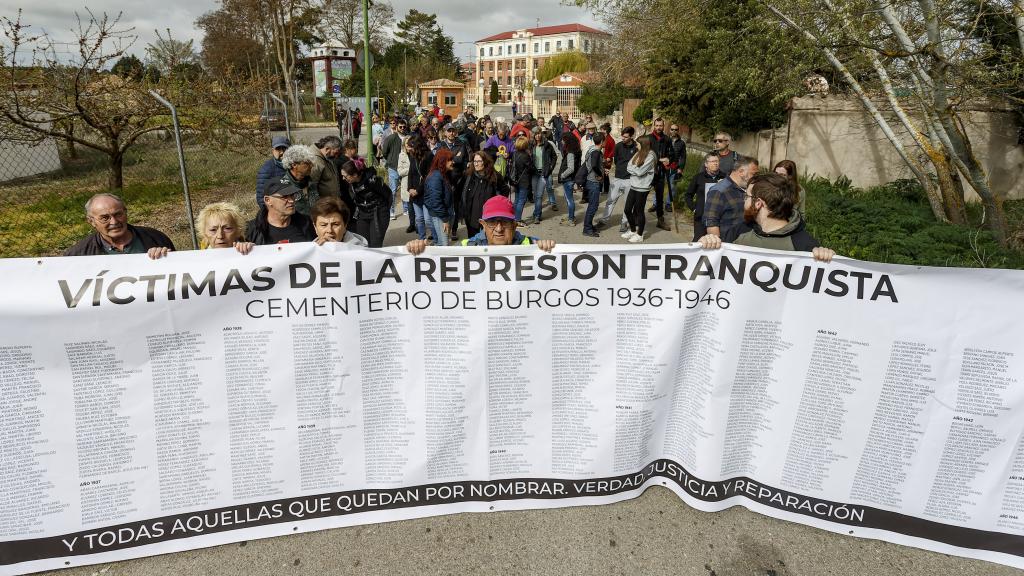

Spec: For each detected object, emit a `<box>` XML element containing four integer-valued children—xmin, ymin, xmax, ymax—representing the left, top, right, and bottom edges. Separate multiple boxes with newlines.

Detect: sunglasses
<box><xmin>713</xmin><ymin>138</ymin><xmax>729</xmax><ymax>143</ymax></box>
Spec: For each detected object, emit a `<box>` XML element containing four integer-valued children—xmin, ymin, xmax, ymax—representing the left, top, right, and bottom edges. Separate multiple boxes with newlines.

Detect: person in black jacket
<box><xmin>65</xmin><ymin>193</ymin><xmax>175</xmax><ymax>258</ymax></box>
<box><xmin>529</xmin><ymin>130</ymin><xmax>557</xmax><ymax>222</ymax></box>
<box><xmin>442</xmin><ymin>123</ymin><xmax>471</xmax><ymax>241</ymax></box>
<box><xmin>685</xmin><ymin>153</ymin><xmax>727</xmax><ymax>241</ymax></box>
<box><xmin>509</xmin><ymin>136</ymin><xmax>536</xmax><ymax>225</ymax></box>
<box><xmin>647</xmin><ymin>118</ymin><xmax>675</xmax><ymax>231</ymax></box>
<box><xmin>246</xmin><ymin>181</ymin><xmax>316</xmax><ymax>245</ymax></box>
<box><xmin>405</xmin><ymin>134</ymin><xmax>433</xmax><ymax>240</ymax></box>
<box><xmin>461</xmin><ymin>151</ymin><xmax>509</xmax><ymax>238</ymax></box>
<box><xmin>340</xmin><ymin>160</ymin><xmax>392</xmax><ymax>247</ymax></box>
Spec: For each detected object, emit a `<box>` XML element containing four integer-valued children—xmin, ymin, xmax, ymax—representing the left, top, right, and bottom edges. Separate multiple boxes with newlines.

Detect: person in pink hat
<box><xmin>405</xmin><ymin>195</ymin><xmax>555</xmax><ymax>254</ymax></box>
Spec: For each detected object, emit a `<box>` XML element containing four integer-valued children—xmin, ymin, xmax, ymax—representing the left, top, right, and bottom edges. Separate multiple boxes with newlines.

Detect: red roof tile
<box><xmin>477</xmin><ymin>23</ymin><xmax>608</xmax><ymax>43</ymax></box>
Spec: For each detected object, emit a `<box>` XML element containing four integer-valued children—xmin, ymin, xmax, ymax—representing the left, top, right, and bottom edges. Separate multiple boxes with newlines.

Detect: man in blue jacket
<box><xmin>255</xmin><ymin>135</ymin><xmax>290</xmax><ymax>209</ymax></box>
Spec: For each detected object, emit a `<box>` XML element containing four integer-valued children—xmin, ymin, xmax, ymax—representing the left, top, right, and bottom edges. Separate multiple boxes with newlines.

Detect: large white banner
<box><xmin>2</xmin><ymin>243</ymin><xmax>1023</xmax><ymax>574</ymax></box>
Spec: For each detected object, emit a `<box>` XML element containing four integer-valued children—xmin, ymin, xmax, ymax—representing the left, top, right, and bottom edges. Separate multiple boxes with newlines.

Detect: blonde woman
<box><xmin>196</xmin><ymin>202</ymin><xmax>254</xmax><ymax>254</ymax></box>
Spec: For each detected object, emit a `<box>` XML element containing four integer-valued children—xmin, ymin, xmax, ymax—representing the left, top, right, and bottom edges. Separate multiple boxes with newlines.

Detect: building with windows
<box><xmin>418</xmin><ymin>79</ymin><xmax>466</xmax><ymax>113</ymax></box>
<box><xmin>474</xmin><ymin>23</ymin><xmax>609</xmax><ymax>107</ymax></box>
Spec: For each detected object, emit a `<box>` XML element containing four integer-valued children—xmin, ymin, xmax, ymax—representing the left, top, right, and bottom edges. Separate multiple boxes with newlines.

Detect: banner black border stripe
<box><xmin>3</xmin><ymin>459</ymin><xmax>1022</xmax><ymax>567</ymax></box>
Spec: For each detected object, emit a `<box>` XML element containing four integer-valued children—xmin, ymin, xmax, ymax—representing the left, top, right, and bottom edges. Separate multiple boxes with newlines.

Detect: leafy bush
<box><xmin>803</xmin><ymin>177</ymin><xmax>1024</xmax><ymax>269</ymax></box>
<box><xmin>633</xmin><ymin>100</ymin><xmax>654</xmax><ymax>124</ymax></box>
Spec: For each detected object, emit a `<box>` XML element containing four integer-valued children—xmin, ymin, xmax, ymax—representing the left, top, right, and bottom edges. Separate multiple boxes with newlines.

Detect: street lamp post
<box><xmin>531</xmin><ymin>78</ymin><xmax>539</xmax><ymax>115</ymax></box>
<box><xmin>478</xmin><ymin>78</ymin><xmax>485</xmax><ymax>108</ymax></box>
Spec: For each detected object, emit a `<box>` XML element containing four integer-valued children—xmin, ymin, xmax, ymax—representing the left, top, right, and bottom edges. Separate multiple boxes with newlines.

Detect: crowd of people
<box><xmin>62</xmin><ymin>104</ymin><xmax>832</xmax><ymax>263</ymax></box>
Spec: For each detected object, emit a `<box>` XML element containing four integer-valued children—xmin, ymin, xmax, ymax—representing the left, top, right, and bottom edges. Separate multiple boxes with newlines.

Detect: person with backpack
<box><xmin>622</xmin><ymin>135</ymin><xmax>657</xmax><ymax>243</ymax></box>
<box><xmin>509</xmin><ymin>136</ymin><xmax>536</xmax><ymax>226</ymax></box>
<box><xmin>578</xmin><ymin>131</ymin><xmax>606</xmax><ymax>237</ymax></box>
<box><xmin>558</xmin><ymin>133</ymin><xmax>581</xmax><ymax>226</ymax></box>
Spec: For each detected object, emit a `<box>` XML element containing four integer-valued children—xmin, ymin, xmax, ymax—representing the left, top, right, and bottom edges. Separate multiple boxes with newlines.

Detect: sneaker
<box><xmin>621</xmin><ymin>230</ymin><xmax>635</xmax><ymax>239</ymax></box>
<box><xmin>517</xmin><ymin>220</ymin><xmax>529</xmax><ymax>227</ymax></box>
<box><xmin>533</xmin><ymin>216</ymin><xmax>541</xmax><ymax>225</ymax></box>
<box><xmin>551</xmin><ymin>204</ymin><xmax>558</xmax><ymax>212</ymax></box>
<box><xmin>593</xmin><ymin>218</ymin><xmax>606</xmax><ymax>228</ymax></box>
<box><xmin>656</xmin><ymin>217</ymin><xmax>671</xmax><ymax>231</ymax></box>
<box><xmin>390</xmin><ymin>214</ymin><xmax>398</xmax><ymax>220</ymax></box>
<box><xmin>629</xmin><ymin>232</ymin><xmax>644</xmax><ymax>243</ymax></box>
<box><xmin>619</xmin><ymin>221</ymin><xmax>629</xmax><ymax>233</ymax></box>
<box><xmin>405</xmin><ymin>225</ymin><xmax>416</xmax><ymax>233</ymax></box>
<box><xmin>583</xmin><ymin>230</ymin><xmax>600</xmax><ymax>238</ymax></box>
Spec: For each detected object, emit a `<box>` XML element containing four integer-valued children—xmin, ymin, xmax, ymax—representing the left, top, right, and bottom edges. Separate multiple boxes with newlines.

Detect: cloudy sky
<box><xmin>1</xmin><ymin>0</ymin><xmax>602</xmax><ymax>62</ymax></box>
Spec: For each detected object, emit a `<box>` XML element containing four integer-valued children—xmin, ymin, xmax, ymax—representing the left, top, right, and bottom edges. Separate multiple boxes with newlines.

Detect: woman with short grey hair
<box><xmin>280</xmin><ymin>144</ymin><xmax>317</xmax><ymax>213</ymax></box>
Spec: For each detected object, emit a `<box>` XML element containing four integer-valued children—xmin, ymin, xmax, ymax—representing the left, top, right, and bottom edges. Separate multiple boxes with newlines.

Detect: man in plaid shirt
<box><xmin>704</xmin><ymin>155</ymin><xmax>759</xmax><ymax>237</ymax></box>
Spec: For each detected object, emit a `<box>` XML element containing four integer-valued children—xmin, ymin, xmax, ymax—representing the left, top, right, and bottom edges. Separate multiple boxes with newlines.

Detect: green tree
<box><xmin>577</xmin><ymin>81</ymin><xmax>628</xmax><ymax>116</ymax></box>
<box><xmin>111</xmin><ymin>55</ymin><xmax>145</xmax><ymax>80</ymax></box>
<box><xmin>536</xmin><ymin>51</ymin><xmax>590</xmax><ymax>84</ymax></box>
<box><xmin>489</xmin><ymin>79</ymin><xmax>499</xmax><ymax>105</ymax></box>
<box><xmin>394</xmin><ymin>9</ymin><xmax>459</xmax><ymax>71</ymax></box>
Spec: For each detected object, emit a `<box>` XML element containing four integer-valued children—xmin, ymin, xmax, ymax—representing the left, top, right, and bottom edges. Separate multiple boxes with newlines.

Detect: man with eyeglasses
<box><xmin>65</xmin><ymin>193</ymin><xmax>175</xmax><ymax>258</ymax></box>
<box><xmin>405</xmin><ymin>196</ymin><xmax>555</xmax><ymax>253</ymax></box>
<box><xmin>698</xmin><ymin>173</ymin><xmax>834</xmax><ymax>262</ymax></box>
<box><xmin>246</xmin><ymin>180</ymin><xmax>316</xmax><ymax>245</ymax></box>
<box><xmin>703</xmin><ymin>155</ymin><xmax>759</xmax><ymax>239</ymax></box>
<box><xmin>712</xmin><ymin>132</ymin><xmax>739</xmax><ymax>175</ymax></box>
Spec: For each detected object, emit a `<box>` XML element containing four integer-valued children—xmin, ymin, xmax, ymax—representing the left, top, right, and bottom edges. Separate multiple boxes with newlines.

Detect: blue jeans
<box><xmin>546</xmin><ymin>175</ymin><xmax>556</xmax><ymax>205</ymax></box>
<box><xmin>387</xmin><ymin>168</ymin><xmax>400</xmax><ymax>216</ymax></box>
<box><xmin>531</xmin><ymin>175</ymin><xmax>547</xmax><ymax>219</ymax></box>
<box><xmin>412</xmin><ymin>202</ymin><xmax>428</xmax><ymax>240</ymax></box>
<box><xmin>514</xmin><ymin>183</ymin><xmax>531</xmax><ymax>221</ymax></box>
<box><xmin>428</xmin><ymin>214</ymin><xmax>448</xmax><ymax>246</ymax></box>
<box><xmin>666</xmin><ymin>172</ymin><xmax>677</xmax><ymax>208</ymax></box>
<box><xmin>583</xmin><ymin>180</ymin><xmax>601</xmax><ymax>233</ymax></box>
<box><xmin>561</xmin><ymin>181</ymin><xmax>576</xmax><ymax>222</ymax></box>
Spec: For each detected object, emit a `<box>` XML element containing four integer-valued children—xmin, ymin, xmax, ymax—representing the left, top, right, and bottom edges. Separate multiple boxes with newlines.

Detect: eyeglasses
<box><xmin>483</xmin><ymin>219</ymin><xmax>514</xmax><ymax>230</ymax></box>
<box><xmin>670</xmin><ymin>128</ymin><xmax>679</xmax><ymax>131</ymax></box>
<box><xmin>713</xmin><ymin>138</ymin><xmax>730</xmax><ymax>143</ymax></box>
<box><xmin>473</xmin><ymin>160</ymin><xmax>485</xmax><ymax>164</ymax></box>
<box><xmin>91</xmin><ymin>210</ymin><xmax>126</xmax><ymax>224</ymax></box>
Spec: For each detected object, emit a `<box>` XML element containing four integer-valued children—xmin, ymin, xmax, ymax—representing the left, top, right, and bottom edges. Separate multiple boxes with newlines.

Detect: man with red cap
<box><xmin>405</xmin><ymin>195</ymin><xmax>555</xmax><ymax>253</ymax></box>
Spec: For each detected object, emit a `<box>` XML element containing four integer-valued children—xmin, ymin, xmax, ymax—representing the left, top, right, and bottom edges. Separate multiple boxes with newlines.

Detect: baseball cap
<box><xmin>481</xmin><ymin>195</ymin><xmax>516</xmax><ymax>221</ymax></box>
<box><xmin>444</xmin><ymin>123</ymin><xmax>457</xmax><ymax>132</ymax></box>
<box><xmin>271</xmin><ymin>135</ymin><xmax>291</xmax><ymax>149</ymax></box>
<box><xmin>265</xmin><ymin>180</ymin><xmax>302</xmax><ymax>197</ymax></box>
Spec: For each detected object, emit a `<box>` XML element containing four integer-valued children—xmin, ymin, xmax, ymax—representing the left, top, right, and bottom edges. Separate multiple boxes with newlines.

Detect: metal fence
<box><xmin>0</xmin><ymin>129</ymin><xmax>274</xmax><ymax>258</ymax></box>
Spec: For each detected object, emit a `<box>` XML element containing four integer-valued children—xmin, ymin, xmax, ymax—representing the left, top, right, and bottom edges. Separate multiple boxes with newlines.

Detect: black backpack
<box><xmin>574</xmin><ymin>148</ymin><xmax>598</xmax><ymax>187</ymax></box>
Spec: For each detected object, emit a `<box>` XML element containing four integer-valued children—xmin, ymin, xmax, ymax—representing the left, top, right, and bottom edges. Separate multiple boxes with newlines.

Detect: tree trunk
<box><xmin>108</xmin><ymin>151</ymin><xmax>124</xmax><ymax>190</ymax></box>
<box><xmin>63</xmin><ymin>121</ymin><xmax>79</xmax><ymax>160</ymax></box>
<box><xmin>763</xmin><ymin>2</ymin><xmax>942</xmax><ymax>219</ymax></box>
<box><xmin>1014</xmin><ymin>0</ymin><xmax>1024</xmax><ymax>56</ymax></box>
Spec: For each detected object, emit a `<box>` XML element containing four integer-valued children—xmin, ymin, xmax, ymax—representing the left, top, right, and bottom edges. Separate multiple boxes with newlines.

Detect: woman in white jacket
<box><xmin>397</xmin><ymin>139</ymin><xmax>413</xmax><ymax>232</ymax></box>
<box><xmin>623</xmin><ymin>135</ymin><xmax>657</xmax><ymax>242</ymax></box>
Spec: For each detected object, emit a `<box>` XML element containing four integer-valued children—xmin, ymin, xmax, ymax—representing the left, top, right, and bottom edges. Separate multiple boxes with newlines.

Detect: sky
<box><xmin>1</xmin><ymin>0</ymin><xmax>602</xmax><ymax>63</ymax></box>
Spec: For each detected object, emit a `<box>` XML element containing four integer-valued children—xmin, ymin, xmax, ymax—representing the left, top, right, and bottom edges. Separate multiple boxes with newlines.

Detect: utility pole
<box><xmin>362</xmin><ymin>0</ymin><xmax>374</xmax><ymax>165</ymax></box>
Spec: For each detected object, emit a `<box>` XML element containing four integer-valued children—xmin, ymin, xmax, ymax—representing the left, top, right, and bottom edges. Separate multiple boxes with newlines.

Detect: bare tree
<box><xmin>314</xmin><ymin>0</ymin><xmax>394</xmax><ymax>53</ymax></box>
<box><xmin>0</xmin><ymin>10</ymin><xmax>263</xmax><ymax>190</ymax></box>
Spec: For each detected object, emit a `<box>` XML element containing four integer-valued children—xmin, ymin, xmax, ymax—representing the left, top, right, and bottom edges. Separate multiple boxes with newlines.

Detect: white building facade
<box><xmin>474</xmin><ymin>24</ymin><xmax>609</xmax><ymax>107</ymax></box>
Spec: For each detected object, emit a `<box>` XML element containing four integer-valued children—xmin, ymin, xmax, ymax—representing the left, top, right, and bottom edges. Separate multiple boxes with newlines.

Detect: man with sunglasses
<box><xmin>405</xmin><ymin>196</ymin><xmax>555</xmax><ymax>253</ymax></box>
<box><xmin>712</xmin><ymin>132</ymin><xmax>739</xmax><ymax>175</ymax></box>
<box><xmin>667</xmin><ymin>124</ymin><xmax>687</xmax><ymax>212</ymax></box>
<box><xmin>246</xmin><ymin>180</ymin><xmax>316</xmax><ymax>245</ymax></box>
<box><xmin>381</xmin><ymin>119</ymin><xmax>409</xmax><ymax>219</ymax></box>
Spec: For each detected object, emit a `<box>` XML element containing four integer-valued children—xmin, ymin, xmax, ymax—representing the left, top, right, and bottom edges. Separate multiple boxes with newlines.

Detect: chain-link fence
<box><xmin>0</xmin><ymin>120</ymin><xmax>300</xmax><ymax>258</ymax></box>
